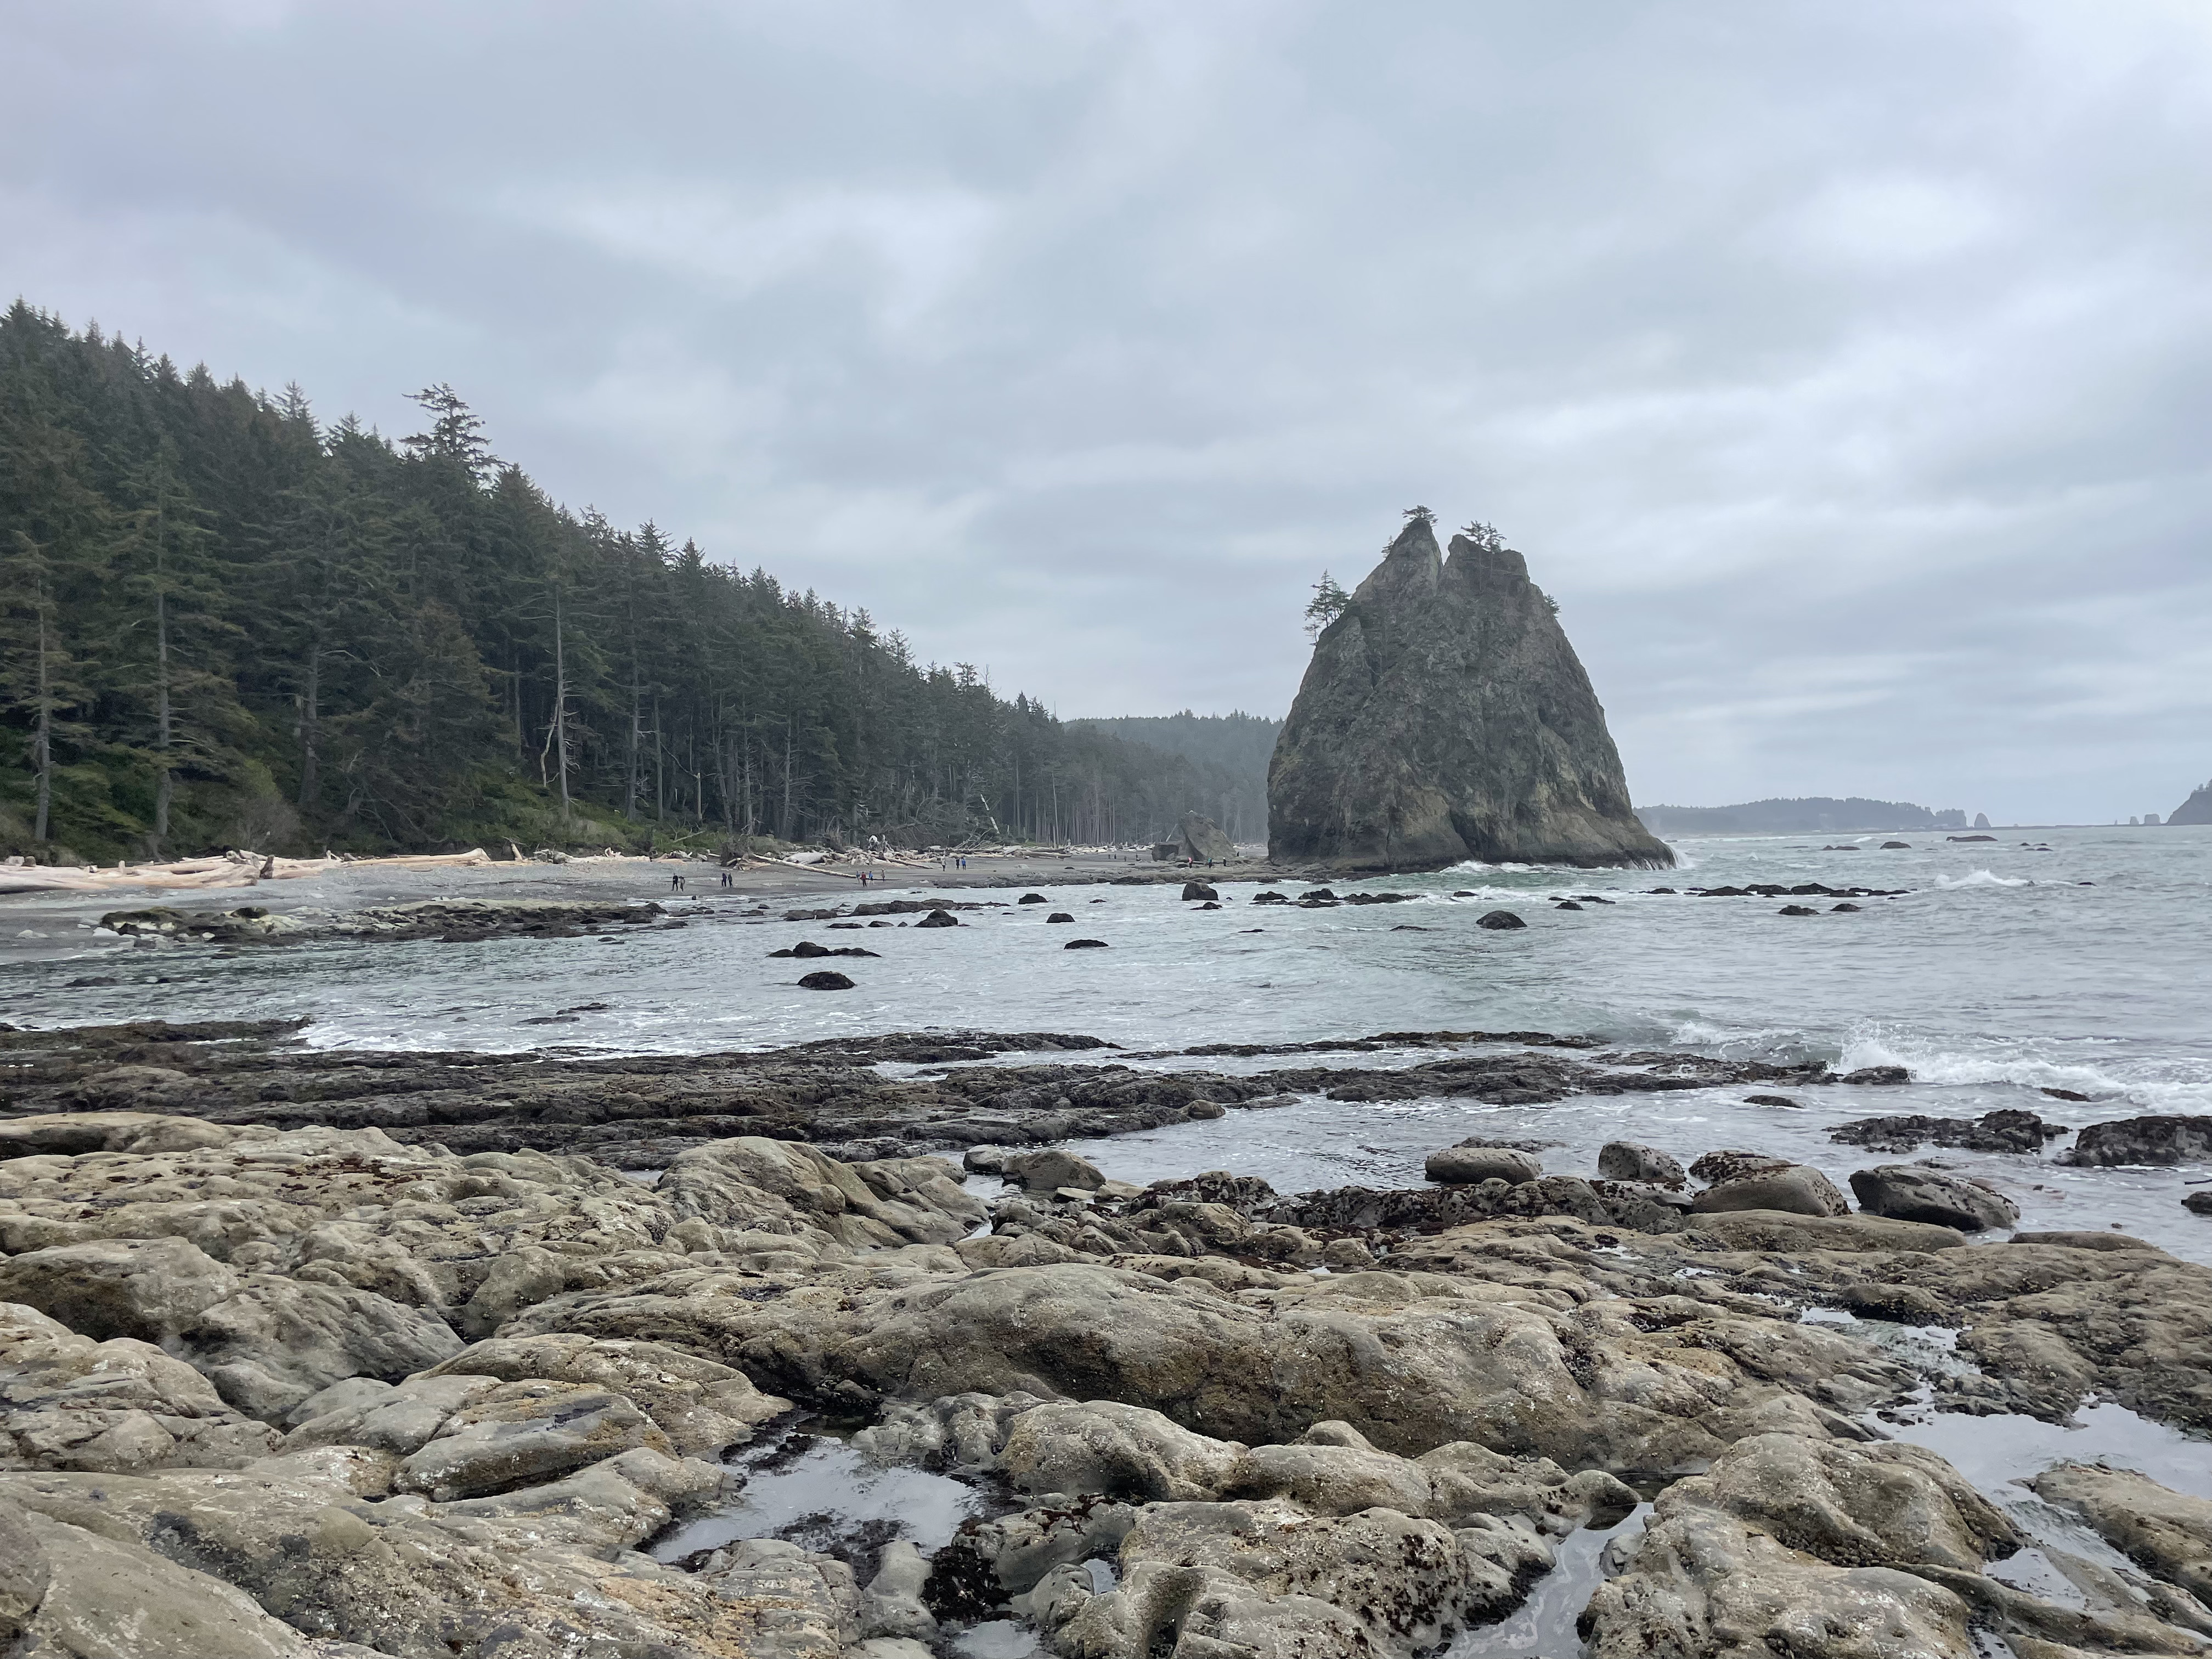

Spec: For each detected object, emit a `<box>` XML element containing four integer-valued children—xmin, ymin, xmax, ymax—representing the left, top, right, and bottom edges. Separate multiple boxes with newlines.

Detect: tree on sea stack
<box><xmin>1267</xmin><ymin>511</ymin><xmax>1672</xmax><ymax>872</ymax></box>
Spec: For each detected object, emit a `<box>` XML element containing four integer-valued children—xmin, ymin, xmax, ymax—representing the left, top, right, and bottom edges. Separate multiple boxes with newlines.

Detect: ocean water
<box><xmin>3</xmin><ymin>825</ymin><xmax>2207</xmax><ymax>1256</ymax></box>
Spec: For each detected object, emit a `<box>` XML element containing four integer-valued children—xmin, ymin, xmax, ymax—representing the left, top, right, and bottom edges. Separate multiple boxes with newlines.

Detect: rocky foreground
<box><xmin>1</xmin><ymin>1034</ymin><xmax>2210</xmax><ymax>1657</ymax></box>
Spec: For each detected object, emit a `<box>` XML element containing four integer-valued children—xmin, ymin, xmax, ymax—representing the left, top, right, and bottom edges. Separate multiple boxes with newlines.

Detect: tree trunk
<box><xmin>154</xmin><ymin>572</ymin><xmax>172</xmax><ymax>850</ymax></box>
<box><xmin>296</xmin><ymin>637</ymin><xmax>320</xmax><ymax>810</ymax></box>
<box><xmin>625</xmin><ymin>620</ymin><xmax>641</xmax><ymax>820</ymax></box>
<box><xmin>551</xmin><ymin>584</ymin><xmax>572</xmax><ymax>820</ymax></box>
<box><xmin>31</xmin><ymin>568</ymin><xmax>52</xmax><ymax>843</ymax></box>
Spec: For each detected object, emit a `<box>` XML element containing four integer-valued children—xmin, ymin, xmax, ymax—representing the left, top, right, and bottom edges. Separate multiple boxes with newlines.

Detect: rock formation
<box><xmin>7</xmin><ymin>1017</ymin><xmax>2212</xmax><ymax>1657</ymax></box>
<box><xmin>2170</xmin><ymin>781</ymin><xmax>2212</xmax><ymax>826</ymax></box>
<box><xmin>1174</xmin><ymin>812</ymin><xmax>1237</xmax><ymax>862</ymax></box>
<box><xmin>1268</xmin><ymin>514</ymin><xmax>1672</xmax><ymax>871</ymax></box>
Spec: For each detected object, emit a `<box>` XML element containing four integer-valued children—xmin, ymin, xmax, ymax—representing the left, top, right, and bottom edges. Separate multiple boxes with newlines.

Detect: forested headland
<box><xmin>0</xmin><ymin>303</ymin><xmax>1268</xmax><ymax>863</ymax></box>
<box><xmin>1065</xmin><ymin>712</ymin><xmax>1278</xmax><ymax>845</ymax></box>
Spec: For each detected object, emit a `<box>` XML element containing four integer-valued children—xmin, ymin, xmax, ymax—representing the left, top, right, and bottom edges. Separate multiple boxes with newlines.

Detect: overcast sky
<box><xmin>6</xmin><ymin>3</ymin><xmax>2208</xmax><ymax>822</ymax></box>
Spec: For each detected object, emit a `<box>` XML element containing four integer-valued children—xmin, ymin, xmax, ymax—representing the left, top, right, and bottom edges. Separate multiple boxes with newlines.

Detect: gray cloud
<box><xmin>5</xmin><ymin>0</ymin><xmax>2207</xmax><ymax>822</ymax></box>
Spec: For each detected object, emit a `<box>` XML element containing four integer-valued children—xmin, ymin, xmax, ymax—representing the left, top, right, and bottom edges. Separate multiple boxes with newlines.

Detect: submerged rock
<box><xmin>1477</xmin><ymin>910</ymin><xmax>1527</xmax><ymax>930</ymax></box>
<box><xmin>1831</xmin><ymin>1109</ymin><xmax>2067</xmax><ymax>1154</ymax></box>
<box><xmin>1268</xmin><ymin>512</ymin><xmax>1672</xmax><ymax>871</ymax></box>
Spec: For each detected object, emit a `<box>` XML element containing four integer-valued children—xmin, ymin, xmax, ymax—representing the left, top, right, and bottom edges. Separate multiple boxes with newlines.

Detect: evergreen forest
<box><xmin>1065</xmin><ymin>712</ymin><xmax>1278</xmax><ymax>844</ymax></box>
<box><xmin>0</xmin><ymin>304</ymin><xmax>1273</xmax><ymax>863</ymax></box>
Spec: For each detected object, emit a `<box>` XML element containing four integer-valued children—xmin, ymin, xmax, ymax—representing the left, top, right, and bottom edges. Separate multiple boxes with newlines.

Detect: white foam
<box><xmin>1837</xmin><ymin>1027</ymin><xmax>2212</xmax><ymax>1111</ymax></box>
<box><xmin>1936</xmin><ymin>869</ymin><xmax>2029</xmax><ymax>889</ymax></box>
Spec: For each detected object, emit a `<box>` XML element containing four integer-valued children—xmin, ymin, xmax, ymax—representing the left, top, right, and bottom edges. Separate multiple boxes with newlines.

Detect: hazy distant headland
<box><xmin>1635</xmin><ymin>797</ymin><xmax>1972</xmax><ymax>836</ymax></box>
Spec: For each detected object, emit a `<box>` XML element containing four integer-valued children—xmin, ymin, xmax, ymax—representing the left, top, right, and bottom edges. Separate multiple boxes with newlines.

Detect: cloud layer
<box><xmin>6</xmin><ymin>1</ymin><xmax>2207</xmax><ymax>822</ymax></box>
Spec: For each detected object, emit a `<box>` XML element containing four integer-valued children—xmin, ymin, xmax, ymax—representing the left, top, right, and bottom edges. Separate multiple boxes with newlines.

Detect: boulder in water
<box><xmin>1598</xmin><ymin>1142</ymin><xmax>1686</xmax><ymax>1187</ymax></box>
<box><xmin>1064</xmin><ymin>939</ymin><xmax>1109</xmax><ymax>950</ymax></box>
<box><xmin>1476</xmin><ymin>910</ymin><xmax>1526</xmax><ymax>930</ymax></box>
<box><xmin>2060</xmin><ymin>1115</ymin><xmax>2212</xmax><ymax>1167</ymax></box>
<box><xmin>1181</xmin><ymin>883</ymin><xmax>1219</xmax><ymax>902</ymax></box>
<box><xmin>1424</xmin><ymin>1146</ymin><xmax>1542</xmax><ymax>1185</ymax></box>
<box><xmin>916</xmin><ymin>910</ymin><xmax>960</xmax><ymax>929</ymax></box>
<box><xmin>1004</xmin><ymin>1150</ymin><xmax>1107</xmax><ymax>1194</ymax></box>
<box><xmin>1688</xmin><ymin>1153</ymin><xmax>1850</xmax><ymax>1218</ymax></box>
<box><xmin>1268</xmin><ymin>513</ymin><xmax>1672</xmax><ymax>871</ymax></box>
<box><xmin>798</xmin><ymin>970</ymin><xmax>855</xmax><ymax>990</ymax></box>
<box><xmin>1849</xmin><ymin>1166</ymin><xmax>2019</xmax><ymax>1232</ymax></box>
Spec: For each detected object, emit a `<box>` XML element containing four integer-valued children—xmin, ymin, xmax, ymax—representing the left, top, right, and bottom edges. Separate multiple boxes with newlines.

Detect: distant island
<box><xmin>1635</xmin><ymin>798</ymin><xmax>1971</xmax><ymax>835</ymax></box>
<box><xmin>2171</xmin><ymin>781</ymin><xmax>2212</xmax><ymax>826</ymax></box>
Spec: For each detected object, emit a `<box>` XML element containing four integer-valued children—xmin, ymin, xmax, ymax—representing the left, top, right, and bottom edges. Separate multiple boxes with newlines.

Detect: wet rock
<box><xmin>1838</xmin><ymin>1064</ymin><xmax>1911</xmax><ymax>1085</ymax></box>
<box><xmin>601</xmin><ymin>1259</ymin><xmax>1884</xmax><ymax>1472</ymax></box>
<box><xmin>1742</xmin><ymin>1093</ymin><xmax>1807</xmax><ymax>1109</ymax></box>
<box><xmin>421</xmin><ymin>1333</ymin><xmax>789</xmax><ymax>1456</ymax></box>
<box><xmin>1045</xmin><ymin>912</ymin><xmax>1074</xmax><ymax>922</ymax></box>
<box><xmin>1849</xmin><ymin>1165</ymin><xmax>2020</xmax><ymax>1232</ymax></box>
<box><xmin>1053</xmin><ymin>1498</ymin><xmax>1553</xmax><ymax>1659</ymax></box>
<box><xmin>1598</xmin><ymin>1142</ymin><xmax>1686</xmax><ymax>1187</ymax></box>
<box><xmin>0</xmin><ymin>1235</ymin><xmax>464</xmax><ymax>1421</ymax></box>
<box><xmin>693</xmin><ymin>1536</ymin><xmax>861</xmax><ymax>1655</ymax></box>
<box><xmin>0</xmin><ymin>1235</ymin><xmax>241</xmax><ymax>1343</ymax></box>
<box><xmin>1003</xmin><ymin>1149</ymin><xmax>1107</xmax><ymax>1195</ymax></box>
<box><xmin>1831</xmin><ymin>901</ymin><xmax>1862</xmax><ymax>911</ymax></box>
<box><xmin>2188</xmin><ymin>1191</ymin><xmax>2212</xmax><ymax>1217</ymax></box>
<box><xmin>1477</xmin><ymin>910</ymin><xmax>1527</xmax><ymax>929</ymax></box>
<box><xmin>859</xmin><ymin>1538</ymin><xmax>938</xmax><ymax>1640</ymax></box>
<box><xmin>1555</xmin><ymin>900</ymin><xmax>1585</xmax><ymax>911</ymax></box>
<box><xmin>0</xmin><ymin>1449</ymin><xmax>735</xmax><ymax>1656</ymax></box>
<box><xmin>2034</xmin><ymin>1464</ymin><xmax>2212</xmax><ymax>1606</ymax></box>
<box><xmin>1002</xmin><ymin>1401</ymin><xmax>1245</xmax><ymax>1500</ymax></box>
<box><xmin>392</xmin><ymin>1380</ymin><xmax>674</xmax><ymax>1500</ymax></box>
<box><xmin>915</xmin><ymin>910</ymin><xmax>960</xmax><ymax>929</ymax></box>
<box><xmin>1585</xmin><ymin>1432</ymin><xmax>2018</xmax><ymax>1659</ymax></box>
<box><xmin>16</xmin><ymin>1504</ymin><xmax>320</xmax><ymax>1657</ymax></box>
<box><xmin>1181</xmin><ymin>883</ymin><xmax>1220</xmax><ymax>902</ymax></box>
<box><xmin>1064</xmin><ymin>939</ymin><xmax>1110</xmax><ymax>949</ymax></box>
<box><xmin>775</xmin><ymin>940</ymin><xmax>881</xmax><ymax>960</ymax></box>
<box><xmin>1778</xmin><ymin>904</ymin><xmax>1818</xmax><ymax>915</ymax></box>
<box><xmin>0</xmin><ymin>1301</ymin><xmax>280</xmax><ymax>1473</ymax></box>
<box><xmin>0</xmin><ymin>1498</ymin><xmax>43</xmax><ymax>1643</ymax></box>
<box><xmin>1019</xmin><ymin>893</ymin><xmax>1049</xmax><ymax>905</ymax></box>
<box><xmin>799</xmin><ymin>970</ymin><xmax>855</xmax><ymax>990</ymax></box>
<box><xmin>1831</xmin><ymin>1109</ymin><xmax>2067</xmax><ymax>1154</ymax></box>
<box><xmin>1684</xmin><ymin>1211</ymin><xmax>1967</xmax><ymax>1254</ymax></box>
<box><xmin>1688</xmin><ymin>1154</ymin><xmax>1850</xmax><ymax>1218</ymax></box>
<box><xmin>2061</xmin><ymin>1114</ymin><xmax>2212</xmax><ymax>1167</ymax></box>
<box><xmin>1425</xmin><ymin>1145</ymin><xmax>1543</xmax><ymax>1185</ymax></box>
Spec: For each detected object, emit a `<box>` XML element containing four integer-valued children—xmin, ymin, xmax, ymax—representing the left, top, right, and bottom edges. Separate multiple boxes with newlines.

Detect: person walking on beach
<box><xmin>669</xmin><ymin>870</ymin><xmax>685</xmax><ymax>890</ymax></box>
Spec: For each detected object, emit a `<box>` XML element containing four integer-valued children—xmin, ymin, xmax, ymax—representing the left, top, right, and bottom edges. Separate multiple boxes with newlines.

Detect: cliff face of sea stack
<box><xmin>1268</xmin><ymin>515</ymin><xmax>1674</xmax><ymax>871</ymax></box>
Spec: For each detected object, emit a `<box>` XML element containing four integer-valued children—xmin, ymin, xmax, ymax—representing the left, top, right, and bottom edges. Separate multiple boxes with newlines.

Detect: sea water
<box><xmin>3</xmin><ymin>825</ymin><xmax>2207</xmax><ymax>1257</ymax></box>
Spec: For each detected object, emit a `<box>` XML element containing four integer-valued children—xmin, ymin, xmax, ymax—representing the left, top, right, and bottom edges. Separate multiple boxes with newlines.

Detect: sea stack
<box><xmin>2170</xmin><ymin>781</ymin><xmax>2212</xmax><ymax>826</ymax></box>
<box><xmin>1268</xmin><ymin>512</ymin><xmax>1673</xmax><ymax>871</ymax></box>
